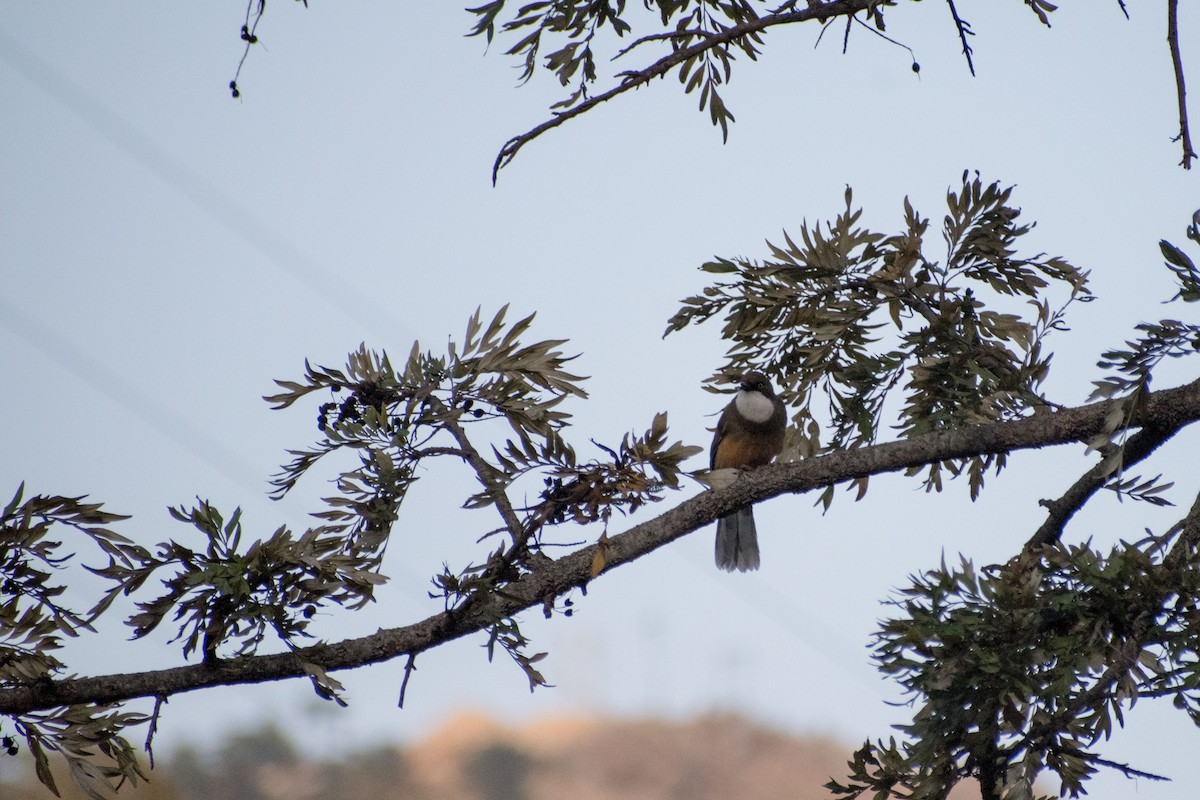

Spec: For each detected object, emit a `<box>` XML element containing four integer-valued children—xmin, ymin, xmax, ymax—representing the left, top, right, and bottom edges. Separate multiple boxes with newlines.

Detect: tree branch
<box><xmin>1168</xmin><ymin>0</ymin><xmax>1196</xmax><ymax>169</ymax></box>
<box><xmin>1020</xmin><ymin>483</ymin><xmax>1200</xmax><ymax>757</ymax></box>
<box><xmin>4</xmin><ymin>377</ymin><xmax>1200</xmax><ymax>716</ymax></box>
<box><xmin>944</xmin><ymin>0</ymin><xmax>976</xmax><ymax>76</ymax></box>
<box><xmin>1025</xmin><ymin>421</ymin><xmax>1182</xmax><ymax>550</ymax></box>
<box><xmin>434</xmin><ymin>398</ymin><xmax>525</xmax><ymax>541</ymax></box>
<box><xmin>1051</xmin><ymin>745</ymin><xmax>1170</xmax><ymax>783</ymax></box>
<box><xmin>1162</xmin><ymin>481</ymin><xmax>1200</xmax><ymax>569</ymax></box>
<box><xmin>491</xmin><ymin>0</ymin><xmax>876</xmax><ymax>183</ymax></box>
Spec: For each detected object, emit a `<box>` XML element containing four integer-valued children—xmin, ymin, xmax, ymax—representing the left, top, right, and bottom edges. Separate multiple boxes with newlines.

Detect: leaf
<box><xmin>590</xmin><ymin>533</ymin><xmax>610</xmax><ymax>578</ymax></box>
<box><xmin>27</xmin><ymin>735</ymin><xmax>59</xmax><ymax>797</ymax></box>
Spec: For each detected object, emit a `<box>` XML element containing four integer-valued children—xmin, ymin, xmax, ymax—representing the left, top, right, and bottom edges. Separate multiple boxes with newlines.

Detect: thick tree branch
<box><xmin>1168</xmin><ymin>0</ymin><xmax>1196</xmax><ymax>169</ymax></box>
<box><xmin>3</xmin><ymin>377</ymin><xmax>1200</xmax><ymax>716</ymax></box>
<box><xmin>492</xmin><ymin>0</ymin><xmax>875</xmax><ymax>183</ymax></box>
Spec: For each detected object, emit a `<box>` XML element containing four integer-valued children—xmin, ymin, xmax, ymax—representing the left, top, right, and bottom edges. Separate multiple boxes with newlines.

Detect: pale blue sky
<box><xmin>2</xmin><ymin>3</ymin><xmax>1198</xmax><ymax>797</ymax></box>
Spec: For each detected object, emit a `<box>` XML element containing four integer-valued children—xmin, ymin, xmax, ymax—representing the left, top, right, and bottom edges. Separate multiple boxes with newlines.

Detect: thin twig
<box><xmin>1053</xmin><ymin>744</ymin><xmax>1170</xmax><ymax>782</ymax></box>
<box><xmin>945</xmin><ymin>0</ymin><xmax>976</xmax><ymax>76</ymax></box>
<box><xmin>143</xmin><ymin>695</ymin><xmax>166</xmax><ymax>768</ymax></box>
<box><xmin>397</xmin><ymin>653</ymin><xmax>417</xmax><ymax>708</ymax></box>
<box><xmin>611</xmin><ymin>29</ymin><xmax>715</xmax><ymax>62</ymax></box>
<box><xmin>230</xmin><ymin>0</ymin><xmax>267</xmax><ymax>99</ymax></box>
<box><xmin>432</xmin><ymin>398</ymin><xmax>542</xmax><ymax>611</ymax></box>
<box><xmin>852</xmin><ymin>15</ymin><xmax>919</xmax><ymax>69</ymax></box>
<box><xmin>1167</xmin><ymin>0</ymin><xmax>1196</xmax><ymax>169</ymax></box>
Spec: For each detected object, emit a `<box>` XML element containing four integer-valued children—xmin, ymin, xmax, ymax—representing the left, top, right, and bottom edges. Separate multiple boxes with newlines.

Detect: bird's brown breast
<box><xmin>712</xmin><ymin>430</ymin><xmax>780</xmax><ymax>469</ymax></box>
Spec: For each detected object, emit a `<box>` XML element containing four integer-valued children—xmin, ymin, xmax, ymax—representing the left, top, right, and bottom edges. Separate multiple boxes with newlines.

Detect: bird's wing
<box><xmin>709</xmin><ymin>402</ymin><xmax>735</xmax><ymax>470</ymax></box>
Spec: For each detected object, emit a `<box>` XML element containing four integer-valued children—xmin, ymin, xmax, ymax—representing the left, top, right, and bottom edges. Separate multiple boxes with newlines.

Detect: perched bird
<box><xmin>709</xmin><ymin>370</ymin><xmax>787</xmax><ymax>572</ymax></box>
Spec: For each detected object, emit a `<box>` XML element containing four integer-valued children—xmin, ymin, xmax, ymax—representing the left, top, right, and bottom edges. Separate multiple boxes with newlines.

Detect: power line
<box><xmin>0</xmin><ymin>25</ymin><xmax>412</xmax><ymax>345</ymax></box>
<box><xmin>0</xmin><ymin>22</ymin><xmax>421</xmax><ymax>521</ymax></box>
<box><xmin>0</xmin><ymin>24</ymin><xmax>422</xmax><ymax>567</ymax></box>
<box><xmin>0</xmin><ymin>296</ymin><xmax>271</xmax><ymax>498</ymax></box>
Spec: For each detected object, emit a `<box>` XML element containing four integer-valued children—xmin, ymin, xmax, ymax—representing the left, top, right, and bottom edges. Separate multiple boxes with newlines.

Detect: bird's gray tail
<box><xmin>715</xmin><ymin>507</ymin><xmax>760</xmax><ymax>572</ymax></box>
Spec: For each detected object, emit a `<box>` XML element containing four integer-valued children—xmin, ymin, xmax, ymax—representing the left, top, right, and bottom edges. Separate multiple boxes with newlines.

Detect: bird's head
<box><xmin>739</xmin><ymin>371</ymin><xmax>775</xmax><ymax>398</ymax></box>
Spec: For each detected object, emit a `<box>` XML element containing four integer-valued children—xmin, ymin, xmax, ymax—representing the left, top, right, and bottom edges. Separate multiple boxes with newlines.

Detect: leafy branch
<box><xmin>89</xmin><ymin>502</ymin><xmax>386</xmax><ymax>672</ymax></box>
<box><xmin>6</xmin><ymin>374</ymin><xmax>1200</xmax><ymax>713</ymax></box>
<box><xmin>5</xmin><ymin>194</ymin><xmax>1200</xmax><ymax>800</ymax></box>
<box><xmin>464</xmin><ymin>1</ymin><xmax>1194</xmax><ymax>179</ymax></box>
<box><xmin>221</xmin><ymin>5</ymin><xmax>1194</xmax><ymax>175</ymax></box>
<box><xmin>479</xmin><ymin>0</ymin><xmax>876</xmax><ymax>181</ymax></box>
<box><xmin>1086</xmin><ymin>222</ymin><xmax>1200</xmax><ymax>478</ymax></box>
<box><xmin>3</xmin><ymin>372</ymin><xmax>1200</xmax><ymax>797</ymax></box>
<box><xmin>0</xmin><ymin>486</ymin><xmax>140</xmax><ymax>684</ymax></box>
<box><xmin>833</xmin><ymin>488</ymin><xmax>1200</xmax><ymax>800</ymax></box>
<box><xmin>666</xmin><ymin>172</ymin><xmax>1091</xmax><ymax>502</ymax></box>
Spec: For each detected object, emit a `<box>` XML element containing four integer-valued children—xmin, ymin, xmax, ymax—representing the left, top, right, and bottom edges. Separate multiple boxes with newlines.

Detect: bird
<box><xmin>709</xmin><ymin>370</ymin><xmax>787</xmax><ymax>572</ymax></box>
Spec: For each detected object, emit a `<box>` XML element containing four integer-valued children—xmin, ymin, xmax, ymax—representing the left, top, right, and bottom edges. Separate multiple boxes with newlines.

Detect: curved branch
<box><xmin>3</xmin><ymin>377</ymin><xmax>1200</xmax><ymax>716</ymax></box>
<box><xmin>491</xmin><ymin>0</ymin><xmax>876</xmax><ymax>183</ymax></box>
<box><xmin>1024</xmin><ymin>421</ymin><xmax>1182</xmax><ymax>550</ymax></box>
<box><xmin>1168</xmin><ymin>0</ymin><xmax>1196</xmax><ymax>169</ymax></box>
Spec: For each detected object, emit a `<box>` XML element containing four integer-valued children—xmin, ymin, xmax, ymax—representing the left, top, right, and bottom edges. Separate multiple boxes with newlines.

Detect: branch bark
<box><xmin>3</xmin><ymin>377</ymin><xmax>1200</xmax><ymax>716</ymax></box>
<box><xmin>944</xmin><ymin>0</ymin><xmax>976</xmax><ymax>76</ymax></box>
<box><xmin>1168</xmin><ymin>0</ymin><xmax>1196</xmax><ymax>169</ymax></box>
<box><xmin>1024</xmin><ymin>421</ymin><xmax>1181</xmax><ymax>550</ymax></box>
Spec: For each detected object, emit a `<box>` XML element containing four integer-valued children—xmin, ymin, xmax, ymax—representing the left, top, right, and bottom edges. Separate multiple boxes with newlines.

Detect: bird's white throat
<box><xmin>735</xmin><ymin>390</ymin><xmax>776</xmax><ymax>423</ymax></box>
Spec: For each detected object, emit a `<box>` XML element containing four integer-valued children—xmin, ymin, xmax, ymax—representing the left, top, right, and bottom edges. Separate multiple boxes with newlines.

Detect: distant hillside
<box><xmin>0</xmin><ymin>712</ymin><xmax>981</xmax><ymax>800</ymax></box>
<box><xmin>406</xmin><ymin>711</ymin><xmax>856</xmax><ymax>800</ymax></box>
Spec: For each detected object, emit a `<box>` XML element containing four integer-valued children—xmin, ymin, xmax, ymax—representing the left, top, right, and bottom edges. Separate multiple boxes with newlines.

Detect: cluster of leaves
<box><xmin>0</xmin><ymin>486</ymin><xmax>140</xmax><ymax>685</ymax></box>
<box><xmin>666</xmin><ymin>172</ymin><xmax>1091</xmax><ymax>501</ymax></box>
<box><xmin>267</xmin><ymin>306</ymin><xmax>696</xmax><ymax>553</ymax></box>
<box><xmin>267</xmin><ymin>306</ymin><xmax>696</xmax><ymax>691</ymax></box>
<box><xmin>525</xmin><ymin>411</ymin><xmax>701</xmax><ymax>529</ymax></box>
<box><xmin>831</xmin><ymin>518</ymin><xmax>1200</xmax><ymax>800</ymax></box>
<box><xmin>12</xmin><ymin>705</ymin><xmax>149</xmax><ymax>800</ymax></box>
<box><xmin>90</xmin><ymin>503</ymin><xmax>386</xmax><ymax>672</ymax></box>
<box><xmin>1</xmin><ymin>306</ymin><xmax>702</xmax><ymax>799</ymax></box>
<box><xmin>0</xmin><ymin>486</ymin><xmax>154</xmax><ymax>799</ymax></box>
<box><xmin>265</xmin><ymin>305</ymin><xmax>589</xmax><ymax>544</ymax></box>
<box><xmin>0</xmin><ymin>484</ymin><xmax>391</xmax><ymax>792</ymax></box>
<box><xmin>466</xmin><ymin>0</ymin><xmax>766</xmax><ymax>143</ymax></box>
